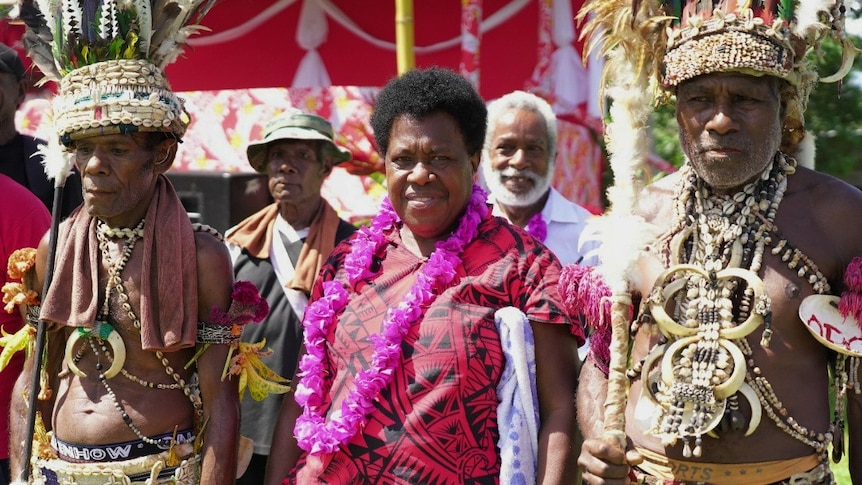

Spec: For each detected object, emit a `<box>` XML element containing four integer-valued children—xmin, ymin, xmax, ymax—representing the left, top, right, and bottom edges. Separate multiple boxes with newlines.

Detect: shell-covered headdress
<box><xmin>19</xmin><ymin>0</ymin><xmax>217</xmax><ymax>144</ymax></box>
<box><xmin>580</xmin><ymin>0</ymin><xmax>858</xmax><ymax>165</ymax></box>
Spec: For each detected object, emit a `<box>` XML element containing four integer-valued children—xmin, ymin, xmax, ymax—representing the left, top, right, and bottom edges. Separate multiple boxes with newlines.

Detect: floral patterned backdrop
<box><xmin>17</xmin><ymin>86</ymin><xmax>604</xmax><ymax>221</ymax></box>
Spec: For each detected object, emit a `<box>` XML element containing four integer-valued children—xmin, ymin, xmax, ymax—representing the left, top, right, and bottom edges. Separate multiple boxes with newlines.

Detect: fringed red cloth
<box><xmin>839</xmin><ymin>256</ymin><xmax>862</xmax><ymax>329</ymax></box>
<box><xmin>560</xmin><ymin>264</ymin><xmax>613</xmax><ymax>373</ymax></box>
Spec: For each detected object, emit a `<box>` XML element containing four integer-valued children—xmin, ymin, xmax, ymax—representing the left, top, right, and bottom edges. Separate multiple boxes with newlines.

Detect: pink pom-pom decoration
<box><xmin>559</xmin><ymin>264</ymin><xmax>613</xmax><ymax>374</ymax></box>
<box><xmin>559</xmin><ymin>264</ymin><xmax>612</xmax><ymax>331</ymax></box>
<box><xmin>209</xmin><ymin>280</ymin><xmax>270</xmax><ymax>327</ymax></box>
<box><xmin>839</xmin><ymin>256</ymin><xmax>862</xmax><ymax>328</ymax></box>
<box><xmin>843</xmin><ymin>257</ymin><xmax>862</xmax><ymax>291</ymax></box>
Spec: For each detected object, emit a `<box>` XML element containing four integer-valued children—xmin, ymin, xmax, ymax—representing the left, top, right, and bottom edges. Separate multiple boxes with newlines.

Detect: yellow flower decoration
<box><xmin>2</xmin><ymin>248</ymin><xmax>40</xmax><ymax>315</ymax></box>
<box><xmin>0</xmin><ymin>248</ymin><xmax>39</xmax><ymax>372</ymax></box>
<box><xmin>2</xmin><ymin>283</ymin><xmax>39</xmax><ymax>314</ymax></box>
<box><xmin>188</xmin><ymin>281</ymin><xmax>289</xmax><ymax>402</ymax></box>
<box><xmin>233</xmin><ymin>340</ymin><xmax>291</xmax><ymax>402</ymax></box>
<box><xmin>0</xmin><ymin>325</ymin><xmax>35</xmax><ymax>371</ymax></box>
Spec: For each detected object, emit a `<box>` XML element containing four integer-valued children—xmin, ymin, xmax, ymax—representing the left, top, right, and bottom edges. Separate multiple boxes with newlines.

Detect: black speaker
<box><xmin>166</xmin><ymin>171</ymin><xmax>272</xmax><ymax>234</ymax></box>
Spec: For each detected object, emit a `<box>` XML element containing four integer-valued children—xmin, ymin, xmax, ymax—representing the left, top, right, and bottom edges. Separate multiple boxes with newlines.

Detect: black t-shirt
<box><xmin>0</xmin><ymin>133</ymin><xmax>83</xmax><ymax>219</ymax></box>
<box><xmin>0</xmin><ymin>134</ymin><xmax>32</xmax><ymax>187</ymax></box>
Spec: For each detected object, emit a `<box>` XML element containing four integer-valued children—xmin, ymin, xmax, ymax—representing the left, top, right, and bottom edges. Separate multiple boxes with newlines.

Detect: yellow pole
<box><xmin>395</xmin><ymin>0</ymin><xmax>415</xmax><ymax>74</ymax></box>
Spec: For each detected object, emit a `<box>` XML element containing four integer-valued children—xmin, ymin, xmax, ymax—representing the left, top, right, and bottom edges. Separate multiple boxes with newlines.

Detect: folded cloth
<box><xmin>225</xmin><ymin>200</ymin><xmax>341</xmax><ymax>294</ymax></box>
<box><xmin>494</xmin><ymin>307</ymin><xmax>539</xmax><ymax>485</ymax></box>
<box><xmin>288</xmin><ymin>200</ymin><xmax>341</xmax><ymax>294</ymax></box>
<box><xmin>41</xmin><ymin>175</ymin><xmax>199</xmax><ymax>351</ymax></box>
<box><xmin>225</xmin><ymin>204</ymin><xmax>277</xmax><ymax>259</ymax></box>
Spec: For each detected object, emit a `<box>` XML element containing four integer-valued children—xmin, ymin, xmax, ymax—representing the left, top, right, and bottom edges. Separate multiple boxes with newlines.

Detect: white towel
<box><xmin>494</xmin><ymin>307</ymin><xmax>539</xmax><ymax>485</ymax></box>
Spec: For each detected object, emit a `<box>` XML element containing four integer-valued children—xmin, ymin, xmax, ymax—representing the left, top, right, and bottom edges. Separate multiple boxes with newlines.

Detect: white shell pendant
<box><xmin>799</xmin><ymin>294</ymin><xmax>862</xmax><ymax>357</ymax></box>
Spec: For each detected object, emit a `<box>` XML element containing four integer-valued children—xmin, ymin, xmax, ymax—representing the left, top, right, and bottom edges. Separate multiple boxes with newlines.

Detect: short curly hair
<box><xmin>371</xmin><ymin>67</ymin><xmax>487</xmax><ymax>158</ymax></box>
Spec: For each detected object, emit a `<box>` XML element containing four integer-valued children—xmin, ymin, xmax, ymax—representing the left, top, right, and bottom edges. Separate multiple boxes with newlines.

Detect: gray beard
<box><xmin>481</xmin><ymin>162</ymin><xmax>553</xmax><ymax>208</ymax></box>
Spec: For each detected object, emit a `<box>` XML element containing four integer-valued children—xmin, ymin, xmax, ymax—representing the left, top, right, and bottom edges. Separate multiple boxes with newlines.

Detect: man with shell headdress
<box><xmin>3</xmin><ymin>1</ymin><xmax>250</xmax><ymax>484</ymax></box>
<box><xmin>565</xmin><ymin>1</ymin><xmax>862</xmax><ymax>484</ymax></box>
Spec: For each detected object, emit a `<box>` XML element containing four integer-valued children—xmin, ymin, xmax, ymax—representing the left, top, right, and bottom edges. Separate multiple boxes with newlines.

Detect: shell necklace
<box><xmin>639</xmin><ymin>156</ymin><xmax>789</xmax><ymax>458</ymax></box>
<box><xmin>64</xmin><ymin>218</ymin><xmax>199</xmax><ymax>448</ymax></box>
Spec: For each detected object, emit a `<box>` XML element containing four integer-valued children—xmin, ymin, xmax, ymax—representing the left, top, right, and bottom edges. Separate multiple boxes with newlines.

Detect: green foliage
<box><xmin>650</xmin><ymin>102</ymin><xmax>684</xmax><ymax>169</ymax></box>
<box><xmin>649</xmin><ymin>35</ymin><xmax>862</xmax><ymax>179</ymax></box>
<box><xmin>777</xmin><ymin>0</ymin><xmax>799</xmax><ymax>22</ymax></box>
<box><xmin>804</xmin><ymin>35</ymin><xmax>862</xmax><ymax>178</ymax></box>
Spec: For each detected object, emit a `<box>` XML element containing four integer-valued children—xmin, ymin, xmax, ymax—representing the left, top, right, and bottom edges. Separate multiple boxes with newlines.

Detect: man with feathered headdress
<box><xmin>5</xmin><ymin>1</ymin><xmax>245</xmax><ymax>484</ymax></box>
<box><xmin>567</xmin><ymin>1</ymin><xmax>862</xmax><ymax>484</ymax></box>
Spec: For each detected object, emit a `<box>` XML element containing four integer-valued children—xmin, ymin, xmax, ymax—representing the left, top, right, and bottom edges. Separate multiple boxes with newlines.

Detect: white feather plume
<box><xmin>34</xmin><ymin>0</ymin><xmax>59</xmax><ymax>38</ymax></box>
<box><xmin>135</xmin><ymin>0</ymin><xmax>153</xmax><ymax>58</ymax></box>
<box><xmin>792</xmin><ymin>0</ymin><xmax>839</xmax><ymax>41</ymax></box>
<box><xmin>61</xmin><ymin>0</ymin><xmax>81</xmax><ymax>38</ymax></box>
<box><xmin>98</xmin><ymin>0</ymin><xmax>113</xmax><ymax>39</ymax></box>
<box><xmin>22</xmin><ymin>0</ymin><xmax>218</xmax><ymax>75</ymax></box>
<box><xmin>152</xmin><ymin>24</ymin><xmax>208</xmax><ymax>66</ymax></box>
<box><xmin>588</xmin><ymin>49</ymin><xmax>661</xmax><ymax>295</ymax></box>
<box><xmin>794</xmin><ymin>131</ymin><xmax>817</xmax><ymax>169</ymax></box>
<box><xmin>149</xmin><ymin>0</ymin><xmax>217</xmax><ymax>67</ymax></box>
<box><xmin>35</xmin><ymin>135</ymin><xmax>75</xmax><ymax>187</ymax></box>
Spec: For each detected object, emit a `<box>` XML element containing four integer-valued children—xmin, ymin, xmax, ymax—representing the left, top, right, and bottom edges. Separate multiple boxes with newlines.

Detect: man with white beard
<box><xmin>482</xmin><ymin>94</ymin><xmax>592</xmax><ymax>481</ymax></box>
<box><xmin>482</xmin><ymin>90</ymin><xmax>597</xmax><ymax>268</ymax></box>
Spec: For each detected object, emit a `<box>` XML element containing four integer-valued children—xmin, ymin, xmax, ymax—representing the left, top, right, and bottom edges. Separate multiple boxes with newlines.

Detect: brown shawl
<box><xmin>225</xmin><ymin>200</ymin><xmax>340</xmax><ymax>294</ymax></box>
<box><xmin>41</xmin><ymin>175</ymin><xmax>199</xmax><ymax>351</ymax></box>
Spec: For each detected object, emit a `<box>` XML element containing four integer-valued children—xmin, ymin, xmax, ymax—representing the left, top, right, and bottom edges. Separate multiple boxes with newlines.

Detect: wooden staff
<box><xmin>603</xmin><ymin>295</ymin><xmax>632</xmax><ymax>449</ymax></box>
<box><xmin>20</xmin><ymin>148</ymin><xmax>74</xmax><ymax>480</ymax></box>
<box><xmin>588</xmin><ymin>43</ymin><xmax>655</xmax><ymax>449</ymax></box>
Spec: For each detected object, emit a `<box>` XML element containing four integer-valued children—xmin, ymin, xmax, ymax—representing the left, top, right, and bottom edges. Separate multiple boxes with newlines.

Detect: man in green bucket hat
<box><xmin>226</xmin><ymin>108</ymin><xmax>356</xmax><ymax>485</ymax></box>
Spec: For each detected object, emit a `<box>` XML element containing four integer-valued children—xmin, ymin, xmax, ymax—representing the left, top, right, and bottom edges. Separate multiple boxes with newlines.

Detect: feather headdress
<box><xmin>19</xmin><ymin>0</ymin><xmax>218</xmax><ymax>146</ymax></box>
<box><xmin>20</xmin><ymin>0</ymin><xmax>216</xmax><ymax>80</ymax></box>
<box><xmin>579</xmin><ymin>0</ymin><xmax>858</xmax><ymax>165</ymax></box>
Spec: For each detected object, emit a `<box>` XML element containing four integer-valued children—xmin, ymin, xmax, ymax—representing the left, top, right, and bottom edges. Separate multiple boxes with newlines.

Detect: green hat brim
<box><xmin>247</xmin><ymin>126</ymin><xmax>352</xmax><ymax>173</ymax></box>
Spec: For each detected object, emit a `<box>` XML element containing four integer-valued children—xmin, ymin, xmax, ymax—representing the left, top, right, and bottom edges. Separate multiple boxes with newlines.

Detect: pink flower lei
<box><xmin>294</xmin><ymin>184</ymin><xmax>489</xmax><ymax>456</ymax></box>
<box><xmin>525</xmin><ymin>212</ymin><xmax>547</xmax><ymax>242</ymax></box>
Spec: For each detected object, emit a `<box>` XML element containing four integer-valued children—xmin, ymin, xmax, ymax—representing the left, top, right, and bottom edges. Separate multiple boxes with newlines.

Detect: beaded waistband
<box><xmin>33</xmin><ymin>451</ymin><xmax>202</xmax><ymax>485</ymax></box>
<box><xmin>51</xmin><ymin>429</ymin><xmax>194</xmax><ymax>463</ymax></box>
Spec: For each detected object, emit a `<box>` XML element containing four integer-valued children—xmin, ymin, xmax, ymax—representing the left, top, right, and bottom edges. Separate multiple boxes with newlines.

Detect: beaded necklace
<box><xmin>293</xmin><ymin>185</ymin><xmax>488</xmax><ymax>457</ymax></box>
<box><xmin>66</xmin><ymin>220</ymin><xmax>145</xmax><ymax>377</ymax></box>
<box><xmin>75</xmin><ymin>219</ymin><xmax>201</xmax><ymax>446</ymax></box>
<box><xmin>635</xmin><ymin>154</ymin><xmax>835</xmax><ymax>465</ymax></box>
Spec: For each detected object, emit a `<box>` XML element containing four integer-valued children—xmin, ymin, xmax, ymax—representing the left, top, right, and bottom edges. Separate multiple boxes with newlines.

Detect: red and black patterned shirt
<box><xmin>287</xmin><ymin>213</ymin><xmax>582</xmax><ymax>484</ymax></box>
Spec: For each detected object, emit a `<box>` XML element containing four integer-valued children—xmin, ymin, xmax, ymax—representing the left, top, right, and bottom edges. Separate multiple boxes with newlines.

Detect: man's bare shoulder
<box><xmin>789</xmin><ymin>166</ymin><xmax>862</xmax><ymax>207</ymax></box>
<box><xmin>193</xmin><ymin>229</ymin><xmax>233</xmax><ymax>279</ymax></box>
<box><xmin>787</xmin><ymin>167</ymin><xmax>862</xmax><ymax>230</ymax></box>
<box><xmin>783</xmin><ymin>166</ymin><xmax>862</xmax><ymax>271</ymax></box>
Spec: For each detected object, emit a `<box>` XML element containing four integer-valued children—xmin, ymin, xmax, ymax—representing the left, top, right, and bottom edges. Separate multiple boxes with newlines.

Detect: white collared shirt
<box><xmin>490</xmin><ymin>187</ymin><xmax>598</xmax><ymax>267</ymax></box>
